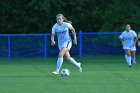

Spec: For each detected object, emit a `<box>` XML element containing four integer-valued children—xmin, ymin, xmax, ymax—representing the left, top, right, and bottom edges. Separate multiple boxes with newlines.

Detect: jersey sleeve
<box><xmin>51</xmin><ymin>25</ymin><xmax>56</xmax><ymax>34</ymax></box>
<box><xmin>66</xmin><ymin>23</ymin><xmax>73</xmax><ymax>29</ymax></box>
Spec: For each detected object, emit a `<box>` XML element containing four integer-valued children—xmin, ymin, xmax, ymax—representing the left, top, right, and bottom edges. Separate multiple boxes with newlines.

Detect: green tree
<box><xmin>101</xmin><ymin>0</ymin><xmax>140</xmax><ymax>31</ymax></box>
<box><xmin>0</xmin><ymin>0</ymin><xmax>140</xmax><ymax>33</ymax></box>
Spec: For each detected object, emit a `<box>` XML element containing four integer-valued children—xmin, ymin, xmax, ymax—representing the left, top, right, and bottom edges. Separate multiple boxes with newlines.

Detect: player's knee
<box><xmin>65</xmin><ymin>56</ymin><xmax>71</xmax><ymax>61</ymax></box>
<box><xmin>126</xmin><ymin>53</ymin><xmax>131</xmax><ymax>56</ymax></box>
<box><xmin>58</xmin><ymin>52</ymin><xmax>65</xmax><ymax>57</ymax></box>
<box><xmin>58</xmin><ymin>53</ymin><xmax>63</xmax><ymax>58</ymax></box>
<box><xmin>131</xmin><ymin>54</ymin><xmax>135</xmax><ymax>58</ymax></box>
<box><xmin>125</xmin><ymin>51</ymin><xmax>130</xmax><ymax>56</ymax></box>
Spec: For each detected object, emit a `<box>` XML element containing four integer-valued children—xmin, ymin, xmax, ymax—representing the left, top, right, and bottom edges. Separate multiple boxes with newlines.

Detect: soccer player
<box><xmin>51</xmin><ymin>14</ymin><xmax>82</xmax><ymax>74</ymax></box>
<box><xmin>119</xmin><ymin>24</ymin><xmax>138</xmax><ymax>67</ymax></box>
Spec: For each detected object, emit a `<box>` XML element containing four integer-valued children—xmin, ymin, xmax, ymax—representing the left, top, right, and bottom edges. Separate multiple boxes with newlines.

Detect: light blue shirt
<box><xmin>119</xmin><ymin>30</ymin><xmax>137</xmax><ymax>46</ymax></box>
<box><xmin>52</xmin><ymin>22</ymin><xmax>73</xmax><ymax>46</ymax></box>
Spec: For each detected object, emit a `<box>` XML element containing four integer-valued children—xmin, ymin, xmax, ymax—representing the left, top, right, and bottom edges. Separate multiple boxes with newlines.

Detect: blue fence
<box><xmin>0</xmin><ymin>32</ymin><xmax>139</xmax><ymax>60</ymax></box>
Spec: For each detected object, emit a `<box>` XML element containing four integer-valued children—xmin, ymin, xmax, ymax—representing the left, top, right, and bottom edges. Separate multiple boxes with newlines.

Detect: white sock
<box><xmin>127</xmin><ymin>56</ymin><xmax>131</xmax><ymax>66</ymax></box>
<box><xmin>70</xmin><ymin>57</ymin><xmax>79</xmax><ymax>67</ymax></box>
<box><xmin>125</xmin><ymin>55</ymin><xmax>129</xmax><ymax>65</ymax></box>
<box><xmin>125</xmin><ymin>55</ymin><xmax>131</xmax><ymax>66</ymax></box>
<box><xmin>132</xmin><ymin>57</ymin><xmax>136</xmax><ymax>63</ymax></box>
<box><xmin>56</xmin><ymin>57</ymin><xmax>63</xmax><ymax>72</ymax></box>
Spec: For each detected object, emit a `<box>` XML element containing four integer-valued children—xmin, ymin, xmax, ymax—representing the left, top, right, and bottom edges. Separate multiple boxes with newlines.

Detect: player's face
<box><xmin>57</xmin><ymin>18</ymin><xmax>63</xmax><ymax>25</ymax></box>
<box><xmin>126</xmin><ymin>25</ymin><xmax>131</xmax><ymax>31</ymax></box>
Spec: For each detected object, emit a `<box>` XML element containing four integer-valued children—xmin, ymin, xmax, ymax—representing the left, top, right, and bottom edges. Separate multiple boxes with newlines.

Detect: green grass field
<box><xmin>0</xmin><ymin>56</ymin><xmax>140</xmax><ymax>93</ymax></box>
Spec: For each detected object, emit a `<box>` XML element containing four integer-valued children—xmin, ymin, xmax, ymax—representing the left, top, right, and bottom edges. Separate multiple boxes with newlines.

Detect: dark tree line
<box><xmin>0</xmin><ymin>0</ymin><xmax>140</xmax><ymax>34</ymax></box>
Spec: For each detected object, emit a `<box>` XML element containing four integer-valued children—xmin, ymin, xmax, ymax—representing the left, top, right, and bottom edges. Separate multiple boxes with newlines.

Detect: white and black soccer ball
<box><xmin>61</xmin><ymin>69</ymin><xmax>70</xmax><ymax>77</ymax></box>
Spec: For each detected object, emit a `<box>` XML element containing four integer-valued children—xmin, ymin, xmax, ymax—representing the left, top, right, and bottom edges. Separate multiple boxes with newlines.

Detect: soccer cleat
<box><xmin>77</xmin><ymin>63</ymin><xmax>82</xmax><ymax>72</ymax></box>
<box><xmin>52</xmin><ymin>70</ymin><xmax>59</xmax><ymax>74</ymax></box>
<box><xmin>129</xmin><ymin>65</ymin><xmax>132</xmax><ymax>67</ymax></box>
<box><xmin>131</xmin><ymin>60</ymin><xmax>137</xmax><ymax>64</ymax></box>
<box><xmin>133</xmin><ymin>61</ymin><xmax>137</xmax><ymax>64</ymax></box>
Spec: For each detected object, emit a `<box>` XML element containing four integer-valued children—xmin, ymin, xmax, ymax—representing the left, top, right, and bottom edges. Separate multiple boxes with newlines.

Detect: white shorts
<box><xmin>58</xmin><ymin>41</ymin><xmax>72</xmax><ymax>50</ymax></box>
<box><xmin>123</xmin><ymin>45</ymin><xmax>136</xmax><ymax>51</ymax></box>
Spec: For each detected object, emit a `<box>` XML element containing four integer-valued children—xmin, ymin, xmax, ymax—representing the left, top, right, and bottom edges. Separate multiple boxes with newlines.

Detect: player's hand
<box><xmin>73</xmin><ymin>39</ymin><xmax>77</xmax><ymax>45</ymax></box>
<box><xmin>51</xmin><ymin>41</ymin><xmax>56</xmax><ymax>45</ymax></box>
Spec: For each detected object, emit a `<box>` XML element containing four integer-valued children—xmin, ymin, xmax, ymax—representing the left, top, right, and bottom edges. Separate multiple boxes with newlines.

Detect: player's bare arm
<box><xmin>70</xmin><ymin>27</ymin><xmax>77</xmax><ymax>45</ymax></box>
<box><xmin>51</xmin><ymin>34</ymin><xmax>55</xmax><ymax>45</ymax></box>
<box><xmin>133</xmin><ymin>36</ymin><xmax>138</xmax><ymax>46</ymax></box>
<box><xmin>119</xmin><ymin>38</ymin><xmax>124</xmax><ymax>45</ymax></box>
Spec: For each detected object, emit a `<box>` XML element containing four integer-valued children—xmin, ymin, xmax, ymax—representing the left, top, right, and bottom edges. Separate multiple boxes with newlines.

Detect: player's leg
<box><xmin>52</xmin><ymin>48</ymin><xmax>69</xmax><ymax>74</ymax></box>
<box><xmin>64</xmin><ymin>52</ymin><xmax>82</xmax><ymax>72</ymax></box>
<box><xmin>64</xmin><ymin>51</ymin><xmax>71</xmax><ymax>61</ymax></box>
<box><xmin>124</xmin><ymin>49</ymin><xmax>132</xmax><ymax>67</ymax></box>
<box><xmin>131</xmin><ymin>51</ymin><xmax>137</xmax><ymax>64</ymax></box>
<box><xmin>130</xmin><ymin>46</ymin><xmax>137</xmax><ymax>64</ymax></box>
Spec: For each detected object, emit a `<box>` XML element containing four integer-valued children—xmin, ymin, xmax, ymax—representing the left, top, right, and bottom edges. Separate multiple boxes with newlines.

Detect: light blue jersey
<box><xmin>119</xmin><ymin>30</ymin><xmax>137</xmax><ymax>49</ymax></box>
<box><xmin>52</xmin><ymin>22</ymin><xmax>73</xmax><ymax>49</ymax></box>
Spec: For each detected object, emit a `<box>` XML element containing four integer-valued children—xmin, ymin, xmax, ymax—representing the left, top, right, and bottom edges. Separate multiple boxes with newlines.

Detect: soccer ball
<box><xmin>61</xmin><ymin>69</ymin><xmax>70</xmax><ymax>77</ymax></box>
